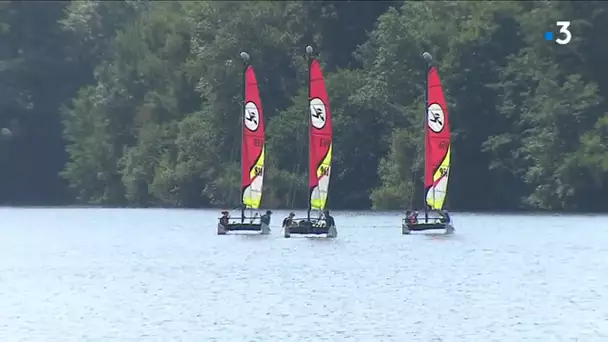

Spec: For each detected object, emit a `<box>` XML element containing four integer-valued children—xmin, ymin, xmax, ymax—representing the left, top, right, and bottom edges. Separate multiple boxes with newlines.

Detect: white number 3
<box><xmin>556</xmin><ymin>21</ymin><xmax>572</xmax><ymax>45</ymax></box>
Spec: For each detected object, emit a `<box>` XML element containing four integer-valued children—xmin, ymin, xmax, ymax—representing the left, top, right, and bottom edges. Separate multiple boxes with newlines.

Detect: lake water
<box><xmin>1</xmin><ymin>208</ymin><xmax>607</xmax><ymax>341</ymax></box>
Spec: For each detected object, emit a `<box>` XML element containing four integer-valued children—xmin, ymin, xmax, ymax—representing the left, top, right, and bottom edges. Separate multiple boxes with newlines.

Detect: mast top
<box><xmin>422</xmin><ymin>52</ymin><xmax>433</xmax><ymax>63</ymax></box>
<box><xmin>306</xmin><ymin>45</ymin><xmax>314</xmax><ymax>56</ymax></box>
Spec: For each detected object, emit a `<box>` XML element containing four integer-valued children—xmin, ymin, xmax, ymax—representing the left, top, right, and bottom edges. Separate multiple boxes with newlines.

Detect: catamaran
<box><xmin>218</xmin><ymin>51</ymin><xmax>270</xmax><ymax>235</ymax></box>
<box><xmin>283</xmin><ymin>46</ymin><xmax>337</xmax><ymax>239</ymax></box>
<box><xmin>402</xmin><ymin>52</ymin><xmax>454</xmax><ymax>235</ymax></box>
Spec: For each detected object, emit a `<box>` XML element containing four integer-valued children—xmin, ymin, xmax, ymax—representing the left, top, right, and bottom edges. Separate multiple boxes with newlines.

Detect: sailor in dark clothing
<box><xmin>405</xmin><ymin>210</ymin><xmax>412</xmax><ymax>221</ymax></box>
<box><xmin>440</xmin><ymin>209</ymin><xmax>451</xmax><ymax>224</ymax></box>
<box><xmin>260</xmin><ymin>210</ymin><xmax>272</xmax><ymax>225</ymax></box>
<box><xmin>323</xmin><ymin>210</ymin><xmax>335</xmax><ymax>227</ymax></box>
<box><xmin>282</xmin><ymin>212</ymin><xmax>296</xmax><ymax>227</ymax></box>
<box><xmin>219</xmin><ymin>211</ymin><xmax>229</xmax><ymax>226</ymax></box>
<box><xmin>410</xmin><ymin>210</ymin><xmax>419</xmax><ymax>224</ymax></box>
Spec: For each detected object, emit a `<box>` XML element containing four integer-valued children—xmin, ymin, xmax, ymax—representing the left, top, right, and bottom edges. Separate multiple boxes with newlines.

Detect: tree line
<box><xmin>0</xmin><ymin>1</ymin><xmax>606</xmax><ymax>212</ymax></box>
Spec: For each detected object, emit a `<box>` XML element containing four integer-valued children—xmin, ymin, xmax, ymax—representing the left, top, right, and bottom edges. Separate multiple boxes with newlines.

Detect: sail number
<box><xmin>253</xmin><ymin>138</ymin><xmax>263</xmax><ymax>148</ymax></box>
<box><xmin>320</xmin><ymin>138</ymin><xmax>331</xmax><ymax>147</ymax></box>
<box><xmin>254</xmin><ymin>166</ymin><xmax>263</xmax><ymax>176</ymax></box>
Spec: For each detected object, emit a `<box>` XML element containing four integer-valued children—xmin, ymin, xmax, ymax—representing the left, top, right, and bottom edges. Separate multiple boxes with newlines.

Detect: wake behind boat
<box><xmin>218</xmin><ymin>51</ymin><xmax>270</xmax><ymax>235</ymax></box>
<box><xmin>283</xmin><ymin>46</ymin><xmax>337</xmax><ymax>239</ymax></box>
<box><xmin>402</xmin><ymin>52</ymin><xmax>454</xmax><ymax>235</ymax></box>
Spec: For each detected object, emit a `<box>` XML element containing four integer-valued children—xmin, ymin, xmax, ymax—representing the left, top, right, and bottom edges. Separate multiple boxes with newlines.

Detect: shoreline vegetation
<box><xmin>1</xmin><ymin>205</ymin><xmax>608</xmax><ymax>217</ymax></box>
<box><xmin>1</xmin><ymin>2</ymin><xmax>607</xmax><ymax>213</ymax></box>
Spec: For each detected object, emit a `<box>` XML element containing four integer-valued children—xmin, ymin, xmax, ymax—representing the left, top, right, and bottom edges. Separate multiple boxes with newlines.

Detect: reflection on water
<box><xmin>0</xmin><ymin>208</ymin><xmax>607</xmax><ymax>341</ymax></box>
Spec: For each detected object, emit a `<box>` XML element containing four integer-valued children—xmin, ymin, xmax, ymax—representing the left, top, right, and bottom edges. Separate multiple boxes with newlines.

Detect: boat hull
<box><xmin>283</xmin><ymin>220</ymin><xmax>337</xmax><ymax>238</ymax></box>
<box><xmin>217</xmin><ymin>222</ymin><xmax>270</xmax><ymax>235</ymax></box>
<box><xmin>401</xmin><ymin>220</ymin><xmax>454</xmax><ymax>235</ymax></box>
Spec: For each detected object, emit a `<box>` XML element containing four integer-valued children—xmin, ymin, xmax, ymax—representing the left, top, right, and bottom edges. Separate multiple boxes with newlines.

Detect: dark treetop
<box><xmin>1</xmin><ymin>1</ymin><xmax>607</xmax><ymax>212</ymax></box>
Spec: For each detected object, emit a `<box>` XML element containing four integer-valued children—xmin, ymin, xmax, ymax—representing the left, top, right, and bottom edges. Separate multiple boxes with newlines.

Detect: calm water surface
<box><xmin>1</xmin><ymin>208</ymin><xmax>607</xmax><ymax>341</ymax></box>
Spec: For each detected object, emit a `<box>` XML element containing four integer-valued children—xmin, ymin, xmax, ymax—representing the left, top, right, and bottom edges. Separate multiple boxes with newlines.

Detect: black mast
<box><xmin>306</xmin><ymin>45</ymin><xmax>314</xmax><ymax>222</ymax></box>
<box><xmin>240</xmin><ymin>51</ymin><xmax>250</xmax><ymax>224</ymax></box>
<box><xmin>422</xmin><ymin>51</ymin><xmax>433</xmax><ymax>224</ymax></box>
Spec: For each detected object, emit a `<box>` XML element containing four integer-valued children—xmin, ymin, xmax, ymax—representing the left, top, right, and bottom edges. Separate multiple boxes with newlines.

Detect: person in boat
<box><xmin>260</xmin><ymin>210</ymin><xmax>272</xmax><ymax>227</ymax></box>
<box><xmin>219</xmin><ymin>211</ymin><xmax>229</xmax><ymax>226</ymax></box>
<box><xmin>405</xmin><ymin>210</ymin><xmax>412</xmax><ymax>221</ymax></box>
<box><xmin>282</xmin><ymin>212</ymin><xmax>296</xmax><ymax>227</ymax></box>
<box><xmin>439</xmin><ymin>209</ymin><xmax>451</xmax><ymax>224</ymax></box>
<box><xmin>314</xmin><ymin>212</ymin><xmax>325</xmax><ymax>227</ymax></box>
<box><xmin>323</xmin><ymin>210</ymin><xmax>335</xmax><ymax>227</ymax></box>
<box><xmin>249</xmin><ymin>212</ymin><xmax>259</xmax><ymax>224</ymax></box>
<box><xmin>409</xmin><ymin>210</ymin><xmax>419</xmax><ymax>224</ymax></box>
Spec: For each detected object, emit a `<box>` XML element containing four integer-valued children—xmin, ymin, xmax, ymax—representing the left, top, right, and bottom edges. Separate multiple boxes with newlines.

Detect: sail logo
<box><xmin>244</xmin><ymin>101</ymin><xmax>260</xmax><ymax>131</ymax></box>
<box><xmin>310</xmin><ymin>97</ymin><xmax>327</xmax><ymax>129</ymax></box>
<box><xmin>318</xmin><ymin>165</ymin><xmax>331</xmax><ymax>178</ymax></box>
<box><xmin>253</xmin><ymin>166</ymin><xmax>263</xmax><ymax>177</ymax></box>
<box><xmin>427</xmin><ymin>103</ymin><xmax>445</xmax><ymax>133</ymax></box>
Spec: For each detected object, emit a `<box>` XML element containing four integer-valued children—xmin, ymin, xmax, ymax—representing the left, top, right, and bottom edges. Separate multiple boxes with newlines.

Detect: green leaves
<box><xmin>2</xmin><ymin>0</ymin><xmax>606</xmax><ymax>211</ymax></box>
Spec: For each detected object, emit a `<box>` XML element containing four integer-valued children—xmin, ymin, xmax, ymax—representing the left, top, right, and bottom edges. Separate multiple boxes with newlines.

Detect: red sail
<box><xmin>308</xmin><ymin>59</ymin><xmax>333</xmax><ymax>210</ymax></box>
<box><xmin>241</xmin><ymin>65</ymin><xmax>265</xmax><ymax>209</ymax></box>
<box><xmin>425</xmin><ymin>66</ymin><xmax>451</xmax><ymax>210</ymax></box>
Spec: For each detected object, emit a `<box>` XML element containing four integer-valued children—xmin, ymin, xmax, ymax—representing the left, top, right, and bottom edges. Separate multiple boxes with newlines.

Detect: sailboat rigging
<box><xmin>283</xmin><ymin>46</ymin><xmax>337</xmax><ymax>239</ymax></box>
<box><xmin>402</xmin><ymin>51</ymin><xmax>454</xmax><ymax>235</ymax></box>
<box><xmin>217</xmin><ymin>51</ymin><xmax>270</xmax><ymax>235</ymax></box>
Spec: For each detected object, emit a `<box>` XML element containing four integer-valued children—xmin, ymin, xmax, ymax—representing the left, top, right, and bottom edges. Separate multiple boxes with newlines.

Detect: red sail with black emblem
<box><xmin>308</xmin><ymin>58</ymin><xmax>332</xmax><ymax>211</ymax></box>
<box><xmin>241</xmin><ymin>64</ymin><xmax>265</xmax><ymax>209</ymax></box>
<box><xmin>425</xmin><ymin>65</ymin><xmax>451</xmax><ymax>210</ymax></box>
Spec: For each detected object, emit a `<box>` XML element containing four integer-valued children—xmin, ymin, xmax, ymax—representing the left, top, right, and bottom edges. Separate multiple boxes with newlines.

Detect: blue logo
<box><xmin>544</xmin><ymin>32</ymin><xmax>554</xmax><ymax>41</ymax></box>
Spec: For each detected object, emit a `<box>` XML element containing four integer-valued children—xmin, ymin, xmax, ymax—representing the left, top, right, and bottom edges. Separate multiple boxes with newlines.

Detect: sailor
<box><xmin>219</xmin><ymin>211</ymin><xmax>229</xmax><ymax>226</ymax></box>
<box><xmin>282</xmin><ymin>212</ymin><xmax>296</xmax><ymax>227</ymax></box>
<box><xmin>410</xmin><ymin>210</ymin><xmax>419</xmax><ymax>224</ymax></box>
<box><xmin>260</xmin><ymin>210</ymin><xmax>272</xmax><ymax>226</ymax></box>
<box><xmin>323</xmin><ymin>210</ymin><xmax>335</xmax><ymax>227</ymax></box>
<box><xmin>405</xmin><ymin>210</ymin><xmax>412</xmax><ymax>220</ymax></box>
<box><xmin>315</xmin><ymin>211</ymin><xmax>325</xmax><ymax>227</ymax></box>
<box><xmin>247</xmin><ymin>212</ymin><xmax>258</xmax><ymax>223</ymax></box>
<box><xmin>440</xmin><ymin>209</ymin><xmax>451</xmax><ymax>224</ymax></box>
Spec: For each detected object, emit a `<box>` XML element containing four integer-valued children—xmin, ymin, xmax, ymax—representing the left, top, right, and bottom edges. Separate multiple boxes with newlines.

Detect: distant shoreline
<box><xmin>0</xmin><ymin>205</ymin><xmax>606</xmax><ymax>216</ymax></box>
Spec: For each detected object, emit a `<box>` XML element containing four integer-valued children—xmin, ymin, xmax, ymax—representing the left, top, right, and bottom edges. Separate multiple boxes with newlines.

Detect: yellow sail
<box><xmin>426</xmin><ymin>145</ymin><xmax>450</xmax><ymax>210</ymax></box>
<box><xmin>310</xmin><ymin>143</ymin><xmax>332</xmax><ymax>210</ymax></box>
<box><xmin>243</xmin><ymin>145</ymin><xmax>265</xmax><ymax>209</ymax></box>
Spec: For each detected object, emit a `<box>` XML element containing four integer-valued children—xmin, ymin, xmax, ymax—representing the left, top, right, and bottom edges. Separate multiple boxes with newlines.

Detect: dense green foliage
<box><xmin>0</xmin><ymin>1</ymin><xmax>607</xmax><ymax>212</ymax></box>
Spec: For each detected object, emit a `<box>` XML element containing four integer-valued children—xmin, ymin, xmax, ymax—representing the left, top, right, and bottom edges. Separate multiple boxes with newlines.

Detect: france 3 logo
<box><xmin>545</xmin><ymin>21</ymin><xmax>571</xmax><ymax>45</ymax></box>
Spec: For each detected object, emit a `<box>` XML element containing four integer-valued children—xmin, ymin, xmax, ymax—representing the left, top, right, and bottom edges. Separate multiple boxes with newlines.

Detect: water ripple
<box><xmin>0</xmin><ymin>209</ymin><xmax>607</xmax><ymax>341</ymax></box>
